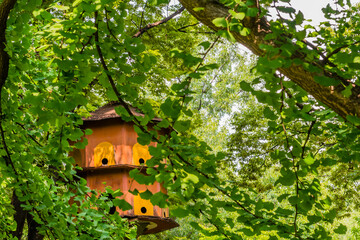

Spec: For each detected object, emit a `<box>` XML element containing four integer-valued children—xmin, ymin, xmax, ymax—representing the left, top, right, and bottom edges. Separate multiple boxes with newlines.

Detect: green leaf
<box><xmin>140</xmin><ymin>190</ymin><xmax>153</xmax><ymax>200</ymax></box>
<box><xmin>295</xmin><ymin>11</ymin><xmax>304</xmax><ymax>25</ymax></box>
<box><xmin>277</xmin><ymin>6</ymin><xmax>295</xmax><ymax>14</ymax></box>
<box><xmin>171</xmin><ymin>207</ymin><xmax>189</xmax><ymax>217</ymax></box>
<box><xmin>198</xmin><ymin>41</ymin><xmax>211</xmax><ymax>50</ymax></box>
<box><xmin>173</xmin><ymin>120</ymin><xmax>191</xmax><ymax>132</ymax></box>
<box><xmin>240</xmin><ymin>27</ymin><xmax>250</xmax><ymax>36</ymax></box>
<box><xmin>346</xmin><ymin>115</ymin><xmax>360</xmax><ymax>126</ymax></box>
<box><xmin>342</xmin><ymin>84</ymin><xmax>352</xmax><ymax>97</ymax></box>
<box><xmin>198</xmin><ymin>63</ymin><xmax>219</xmax><ymax>71</ymax></box>
<box><xmin>160</xmin><ymin>98</ymin><xmax>181</xmax><ymax>119</ymax></box>
<box><xmin>304</xmin><ymin>155</ymin><xmax>315</xmax><ymax>165</ymax></box>
<box><xmin>288</xmin><ymin>196</ymin><xmax>299</xmax><ymax>205</ymax></box>
<box><xmin>246</xmin><ymin>8</ymin><xmax>258</xmax><ymax>17</ymax></box>
<box><xmin>157</xmin><ymin>119</ymin><xmax>170</xmax><ymax>129</ymax></box>
<box><xmin>217</xmin><ymin>30</ymin><xmax>236</xmax><ymax>42</ymax></box>
<box><xmin>129</xmin><ymin>75</ymin><xmax>146</xmax><ymax>84</ymax></box>
<box><xmin>147</xmin><ymin>0</ymin><xmax>170</xmax><ymax>6</ymax></box>
<box><xmin>193</xmin><ymin>7</ymin><xmax>204</xmax><ymax>12</ymax></box>
<box><xmin>229</xmin><ymin>10</ymin><xmax>246</xmax><ymax>20</ymax></box>
<box><xmin>334</xmin><ymin>224</ymin><xmax>347</xmax><ymax>234</ymax></box>
<box><xmin>184</xmin><ymin>173</ymin><xmax>199</xmax><ymax>184</ymax></box>
<box><xmin>72</xmin><ymin>0</ymin><xmax>82</xmax><ymax>7</ymax></box>
<box><xmin>307</xmin><ymin>215</ymin><xmax>322</xmax><ymax>224</ymax></box>
<box><xmin>74</xmin><ymin>138</ymin><xmax>88</xmax><ymax>149</ymax></box>
<box><xmin>113</xmin><ymin>199</ymin><xmax>133</xmax><ymax>211</ymax></box>
<box><xmin>325</xmin><ymin>209</ymin><xmax>337</xmax><ymax>221</ymax></box>
<box><xmin>84</xmin><ymin>129</ymin><xmax>93</xmax><ymax>135</ymax></box>
<box><xmin>240</xmin><ymin>228</ymin><xmax>255</xmax><ymax>236</ymax></box>
<box><xmin>314</xmin><ymin>75</ymin><xmax>339</xmax><ymax>86</ymax></box>
<box><xmin>295</xmin><ymin>30</ymin><xmax>306</xmax><ymax>40</ymax></box>
<box><xmin>150</xmin><ymin>192</ymin><xmax>168</xmax><ymax>208</ymax></box>
<box><xmin>137</xmin><ymin>132</ymin><xmax>152</xmax><ymax>146</ymax></box>
<box><xmin>240</xmin><ymin>81</ymin><xmax>252</xmax><ymax>91</ymax></box>
<box><xmin>263</xmin><ymin>107</ymin><xmax>278</xmax><ymax>120</ymax></box>
<box><xmin>212</xmin><ymin>18</ymin><xmax>227</xmax><ymax>28</ymax></box>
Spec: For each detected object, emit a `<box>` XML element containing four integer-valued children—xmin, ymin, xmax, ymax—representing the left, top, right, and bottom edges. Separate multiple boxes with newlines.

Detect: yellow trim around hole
<box><xmin>132</xmin><ymin>143</ymin><xmax>151</xmax><ymax>166</ymax></box>
<box><xmin>94</xmin><ymin>142</ymin><xmax>115</xmax><ymax>167</ymax></box>
<box><xmin>134</xmin><ymin>193</ymin><xmax>154</xmax><ymax>216</ymax></box>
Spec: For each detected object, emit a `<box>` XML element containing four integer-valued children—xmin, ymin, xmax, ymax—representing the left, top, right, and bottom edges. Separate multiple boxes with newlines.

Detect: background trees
<box><xmin>0</xmin><ymin>0</ymin><xmax>360</xmax><ymax>239</ymax></box>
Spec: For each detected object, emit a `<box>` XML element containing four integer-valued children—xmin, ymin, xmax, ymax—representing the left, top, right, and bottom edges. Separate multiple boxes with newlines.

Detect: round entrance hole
<box><xmin>139</xmin><ymin>158</ymin><xmax>145</xmax><ymax>164</ymax></box>
<box><xmin>141</xmin><ymin>207</ymin><xmax>147</xmax><ymax>214</ymax></box>
<box><xmin>102</xmin><ymin>158</ymin><xmax>108</xmax><ymax>166</ymax></box>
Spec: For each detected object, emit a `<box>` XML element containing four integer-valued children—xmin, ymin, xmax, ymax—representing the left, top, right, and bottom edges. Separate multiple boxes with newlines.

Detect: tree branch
<box><xmin>133</xmin><ymin>6</ymin><xmax>185</xmax><ymax>38</ymax></box>
<box><xmin>177</xmin><ymin>23</ymin><xmax>199</xmax><ymax>32</ymax></box>
<box><xmin>0</xmin><ymin>0</ymin><xmax>17</xmax><ymax>92</ymax></box>
<box><xmin>179</xmin><ymin>0</ymin><xmax>360</xmax><ymax>121</ymax></box>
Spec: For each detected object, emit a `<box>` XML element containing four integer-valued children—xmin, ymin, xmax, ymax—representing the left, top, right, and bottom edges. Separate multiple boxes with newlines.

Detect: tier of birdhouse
<box><xmin>72</xmin><ymin>103</ymin><xmax>178</xmax><ymax>235</ymax></box>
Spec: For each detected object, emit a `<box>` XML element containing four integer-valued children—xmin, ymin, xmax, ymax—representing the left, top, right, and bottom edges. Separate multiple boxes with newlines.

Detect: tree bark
<box><xmin>0</xmin><ymin>0</ymin><xmax>17</xmax><ymax>92</ymax></box>
<box><xmin>27</xmin><ymin>213</ymin><xmax>45</xmax><ymax>240</ymax></box>
<box><xmin>179</xmin><ymin>0</ymin><xmax>360</xmax><ymax>120</ymax></box>
<box><xmin>11</xmin><ymin>192</ymin><xmax>27</xmax><ymax>239</ymax></box>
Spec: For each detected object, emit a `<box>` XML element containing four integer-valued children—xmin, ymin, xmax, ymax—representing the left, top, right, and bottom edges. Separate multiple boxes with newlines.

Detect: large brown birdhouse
<box><xmin>72</xmin><ymin>103</ymin><xmax>178</xmax><ymax>235</ymax></box>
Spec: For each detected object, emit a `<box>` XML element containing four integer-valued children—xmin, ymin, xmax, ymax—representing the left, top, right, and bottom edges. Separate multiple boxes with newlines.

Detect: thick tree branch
<box><xmin>0</xmin><ymin>0</ymin><xmax>17</xmax><ymax>93</ymax></box>
<box><xmin>133</xmin><ymin>6</ymin><xmax>185</xmax><ymax>38</ymax></box>
<box><xmin>179</xmin><ymin>0</ymin><xmax>360</xmax><ymax>120</ymax></box>
<box><xmin>0</xmin><ymin>0</ymin><xmax>18</xmax><ymax>173</ymax></box>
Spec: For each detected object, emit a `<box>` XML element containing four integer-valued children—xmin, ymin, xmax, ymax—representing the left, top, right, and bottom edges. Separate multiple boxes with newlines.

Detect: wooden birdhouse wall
<box><xmin>75</xmin><ymin>118</ymin><xmax>168</xmax><ymax>218</ymax></box>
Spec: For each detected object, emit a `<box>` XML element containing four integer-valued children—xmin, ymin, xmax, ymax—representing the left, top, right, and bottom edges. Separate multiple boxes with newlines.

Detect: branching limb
<box><xmin>139</xmin><ymin>1</ymin><xmax>148</xmax><ymax>30</ymax></box>
<box><xmin>280</xmin><ymin>77</ymin><xmax>301</xmax><ymax>239</ymax></box>
<box><xmin>323</xmin><ymin>40</ymin><xmax>360</xmax><ymax>63</ymax></box>
<box><xmin>177</xmin><ymin>23</ymin><xmax>199</xmax><ymax>32</ymax></box>
<box><xmin>301</xmin><ymin>121</ymin><xmax>316</xmax><ymax>159</ymax></box>
<box><xmin>133</xmin><ymin>6</ymin><xmax>185</xmax><ymax>38</ymax></box>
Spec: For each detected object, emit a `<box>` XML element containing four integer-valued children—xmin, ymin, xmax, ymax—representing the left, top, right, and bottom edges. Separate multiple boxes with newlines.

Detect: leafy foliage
<box><xmin>0</xmin><ymin>0</ymin><xmax>359</xmax><ymax>239</ymax></box>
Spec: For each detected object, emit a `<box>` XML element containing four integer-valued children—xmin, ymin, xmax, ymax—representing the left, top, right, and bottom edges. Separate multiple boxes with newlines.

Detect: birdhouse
<box><xmin>72</xmin><ymin>103</ymin><xmax>179</xmax><ymax>235</ymax></box>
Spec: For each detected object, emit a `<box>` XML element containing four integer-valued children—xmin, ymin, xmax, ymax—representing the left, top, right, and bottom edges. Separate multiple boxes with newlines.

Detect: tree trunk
<box><xmin>27</xmin><ymin>213</ymin><xmax>45</xmax><ymax>240</ymax></box>
<box><xmin>0</xmin><ymin>0</ymin><xmax>17</xmax><ymax>92</ymax></box>
<box><xmin>11</xmin><ymin>192</ymin><xmax>27</xmax><ymax>239</ymax></box>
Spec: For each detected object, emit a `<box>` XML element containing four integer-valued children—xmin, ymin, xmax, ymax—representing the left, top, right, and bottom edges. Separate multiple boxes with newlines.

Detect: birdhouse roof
<box><xmin>83</xmin><ymin>102</ymin><xmax>162</xmax><ymax>122</ymax></box>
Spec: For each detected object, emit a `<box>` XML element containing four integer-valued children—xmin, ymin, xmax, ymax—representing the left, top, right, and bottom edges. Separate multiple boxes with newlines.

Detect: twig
<box><xmin>133</xmin><ymin>6</ymin><xmax>185</xmax><ymax>38</ymax></box>
<box><xmin>180</xmin><ymin>35</ymin><xmax>220</xmax><ymax>109</ymax></box>
<box><xmin>0</xmin><ymin>123</ymin><xmax>18</xmax><ymax>174</ymax></box>
<box><xmin>105</xmin><ymin>8</ymin><xmax>122</xmax><ymax>45</ymax></box>
<box><xmin>195</xmin><ymin>200</ymin><xmax>231</xmax><ymax>239</ymax></box>
<box><xmin>280</xmin><ymin>77</ymin><xmax>301</xmax><ymax>239</ymax></box>
<box><xmin>139</xmin><ymin>1</ymin><xmax>148</xmax><ymax>30</ymax></box>
<box><xmin>323</xmin><ymin>40</ymin><xmax>360</xmax><ymax>64</ymax></box>
<box><xmin>80</xmin><ymin>34</ymin><xmax>94</xmax><ymax>54</ymax></box>
<box><xmin>301</xmin><ymin>121</ymin><xmax>316</xmax><ymax>159</ymax></box>
<box><xmin>177</xmin><ymin>23</ymin><xmax>199</xmax><ymax>32</ymax></box>
<box><xmin>16</xmin><ymin>122</ymin><xmax>43</xmax><ymax>147</ymax></box>
<box><xmin>198</xmin><ymin>62</ymin><xmax>226</xmax><ymax>111</ymax></box>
